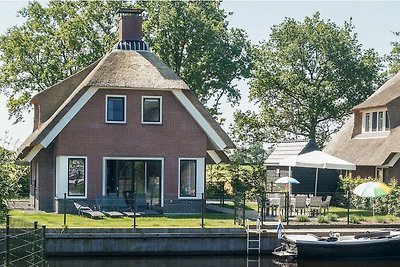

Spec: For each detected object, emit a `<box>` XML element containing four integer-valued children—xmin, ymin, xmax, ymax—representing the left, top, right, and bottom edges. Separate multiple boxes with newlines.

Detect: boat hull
<box><xmin>296</xmin><ymin>236</ymin><xmax>400</xmax><ymax>260</ymax></box>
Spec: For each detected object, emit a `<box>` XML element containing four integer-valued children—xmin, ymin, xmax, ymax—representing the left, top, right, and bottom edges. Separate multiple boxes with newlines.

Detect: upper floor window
<box><xmin>142</xmin><ymin>96</ymin><xmax>162</xmax><ymax>124</ymax></box>
<box><xmin>363</xmin><ymin>110</ymin><xmax>389</xmax><ymax>133</ymax></box>
<box><xmin>106</xmin><ymin>95</ymin><xmax>126</xmax><ymax>123</ymax></box>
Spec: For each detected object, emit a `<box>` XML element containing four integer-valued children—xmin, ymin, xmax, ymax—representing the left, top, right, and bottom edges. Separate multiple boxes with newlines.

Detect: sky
<box><xmin>0</xmin><ymin>0</ymin><xmax>399</xmax><ymax>149</ymax></box>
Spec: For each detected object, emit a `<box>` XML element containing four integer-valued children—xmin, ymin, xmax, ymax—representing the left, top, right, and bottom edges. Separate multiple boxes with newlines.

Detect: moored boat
<box><xmin>273</xmin><ymin>230</ymin><xmax>400</xmax><ymax>260</ymax></box>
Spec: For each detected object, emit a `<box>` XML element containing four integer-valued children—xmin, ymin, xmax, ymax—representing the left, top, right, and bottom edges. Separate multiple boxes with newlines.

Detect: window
<box><xmin>68</xmin><ymin>158</ymin><xmax>86</xmax><ymax>196</ymax></box>
<box><xmin>376</xmin><ymin>167</ymin><xmax>389</xmax><ymax>183</ymax></box>
<box><xmin>179</xmin><ymin>160</ymin><xmax>196</xmax><ymax>197</ymax></box>
<box><xmin>363</xmin><ymin>109</ymin><xmax>389</xmax><ymax>133</ymax></box>
<box><xmin>106</xmin><ymin>95</ymin><xmax>126</xmax><ymax>123</ymax></box>
<box><xmin>142</xmin><ymin>96</ymin><xmax>162</xmax><ymax>124</ymax></box>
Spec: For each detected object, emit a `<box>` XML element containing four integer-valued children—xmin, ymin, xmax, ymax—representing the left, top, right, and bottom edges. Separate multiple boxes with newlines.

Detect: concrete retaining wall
<box><xmin>45</xmin><ymin>228</ymin><xmax>281</xmax><ymax>256</ymax></box>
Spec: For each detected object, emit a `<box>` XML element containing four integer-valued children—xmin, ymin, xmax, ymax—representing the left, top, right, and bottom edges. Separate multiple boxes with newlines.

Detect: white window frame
<box><xmin>141</xmin><ymin>96</ymin><xmax>162</xmax><ymax>124</ymax></box>
<box><xmin>178</xmin><ymin>158</ymin><xmax>205</xmax><ymax>200</ymax></box>
<box><xmin>105</xmin><ymin>95</ymin><xmax>127</xmax><ymax>123</ymax></box>
<box><xmin>362</xmin><ymin>108</ymin><xmax>389</xmax><ymax>133</ymax></box>
<box><xmin>56</xmin><ymin>156</ymin><xmax>88</xmax><ymax>199</ymax></box>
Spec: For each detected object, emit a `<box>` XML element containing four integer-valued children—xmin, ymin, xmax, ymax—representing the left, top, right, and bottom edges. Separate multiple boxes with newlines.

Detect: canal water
<box><xmin>47</xmin><ymin>255</ymin><xmax>400</xmax><ymax>267</ymax></box>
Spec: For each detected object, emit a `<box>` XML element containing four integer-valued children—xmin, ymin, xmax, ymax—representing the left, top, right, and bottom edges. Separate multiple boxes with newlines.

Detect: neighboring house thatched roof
<box><xmin>16</xmin><ymin>50</ymin><xmax>234</xmax><ymax>161</ymax></box>
<box><xmin>265</xmin><ymin>140</ymin><xmax>319</xmax><ymax>166</ymax></box>
<box><xmin>324</xmin><ymin>116</ymin><xmax>400</xmax><ymax>167</ymax></box>
<box><xmin>353</xmin><ymin>72</ymin><xmax>400</xmax><ymax>110</ymax></box>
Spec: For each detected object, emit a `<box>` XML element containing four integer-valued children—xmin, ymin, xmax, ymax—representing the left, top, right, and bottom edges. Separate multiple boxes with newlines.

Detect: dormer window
<box><xmin>363</xmin><ymin>109</ymin><xmax>389</xmax><ymax>133</ymax></box>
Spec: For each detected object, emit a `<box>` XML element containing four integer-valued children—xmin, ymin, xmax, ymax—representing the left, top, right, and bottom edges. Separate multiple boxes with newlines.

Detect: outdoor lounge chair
<box><xmin>95</xmin><ymin>196</ymin><xmax>124</xmax><ymax>218</ymax></box>
<box><xmin>74</xmin><ymin>202</ymin><xmax>104</xmax><ymax>219</ymax></box>
<box><xmin>112</xmin><ymin>195</ymin><xmax>141</xmax><ymax>217</ymax></box>
<box><xmin>321</xmin><ymin>195</ymin><xmax>332</xmax><ymax>215</ymax></box>
<box><xmin>309</xmin><ymin>196</ymin><xmax>323</xmax><ymax>217</ymax></box>
<box><xmin>294</xmin><ymin>195</ymin><xmax>307</xmax><ymax>215</ymax></box>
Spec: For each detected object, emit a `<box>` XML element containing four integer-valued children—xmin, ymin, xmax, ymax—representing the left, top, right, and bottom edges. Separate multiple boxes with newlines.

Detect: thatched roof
<box><xmin>17</xmin><ymin>50</ymin><xmax>233</xmax><ymax>160</ymax></box>
<box><xmin>265</xmin><ymin>140</ymin><xmax>319</xmax><ymax>166</ymax></box>
<box><xmin>323</xmin><ymin>115</ymin><xmax>400</xmax><ymax>166</ymax></box>
<box><xmin>353</xmin><ymin>72</ymin><xmax>400</xmax><ymax>110</ymax></box>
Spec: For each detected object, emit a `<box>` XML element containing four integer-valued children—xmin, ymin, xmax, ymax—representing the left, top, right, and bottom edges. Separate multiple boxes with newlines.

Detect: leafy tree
<box><xmin>233</xmin><ymin>13</ymin><xmax>382</xmax><ymax>146</ymax></box>
<box><xmin>1</xmin><ymin>0</ymin><xmax>251</xmax><ymax>122</ymax></box>
<box><xmin>0</xmin><ymin>0</ymin><xmax>126</xmax><ymax>122</ymax></box>
<box><xmin>0</xmin><ymin>135</ymin><xmax>30</xmax><ymax>221</ymax></box>
<box><xmin>138</xmin><ymin>0</ymin><xmax>252</xmax><ymax>116</ymax></box>
<box><xmin>229</xmin><ymin>141</ymin><xmax>268</xmax><ymax>165</ymax></box>
<box><xmin>386</xmin><ymin>31</ymin><xmax>400</xmax><ymax>77</ymax></box>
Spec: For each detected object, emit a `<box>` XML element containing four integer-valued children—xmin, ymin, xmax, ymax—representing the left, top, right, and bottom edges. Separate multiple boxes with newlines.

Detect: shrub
<box><xmin>317</xmin><ymin>215</ymin><xmax>330</xmax><ymax>224</ymax></box>
<box><xmin>296</xmin><ymin>215</ymin><xmax>309</xmax><ymax>222</ymax></box>
<box><xmin>326</xmin><ymin>213</ymin><xmax>339</xmax><ymax>222</ymax></box>
<box><xmin>375</xmin><ymin>216</ymin><xmax>387</xmax><ymax>224</ymax></box>
<box><xmin>349</xmin><ymin>215</ymin><xmax>361</xmax><ymax>224</ymax></box>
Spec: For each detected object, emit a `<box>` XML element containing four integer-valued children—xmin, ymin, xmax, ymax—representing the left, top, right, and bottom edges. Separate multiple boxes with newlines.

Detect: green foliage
<box><xmin>296</xmin><ymin>215</ymin><xmax>309</xmax><ymax>222</ymax></box>
<box><xmin>375</xmin><ymin>216</ymin><xmax>387</xmax><ymax>224</ymax></box>
<box><xmin>0</xmin><ymin>0</ymin><xmax>126</xmax><ymax>122</ymax></box>
<box><xmin>233</xmin><ymin>12</ymin><xmax>382</xmax><ymax>146</ymax></box>
<box><xmin>0</xmin><ymin>135</ymin><xmax>30</xmax><ymax>222</ymax></box>
<box><xmin>385</xmin><ymin>31</ymin><xmax>400</xmax><ymax>77</ymax></box>
<box><xmin>138</xmin><ymin>0</ymin><xmax>252</xmax><ymax>116</ymax></box>
<box><xmin>349</xmin><ymin>214</ymin><xmax>361</xmax><ymax>224</ymax></box>
<box><xmin>229</xmin><ymin>141</ymin><xmax>268</xmax><ymax>165</ymax></box>
<box><xmin>317</xmin><ymin>215</ymin><xmax>330</xmax><ymax>224</ymax></box>
<box><xmin>206</xmin><ymin>164</ymin><xmax>231</xmax><ymax>199</ymax></box>
<box><xmin>326</xmin><ymin>213</ymin><xmax>339</xmax><ymax>222</ymax></box>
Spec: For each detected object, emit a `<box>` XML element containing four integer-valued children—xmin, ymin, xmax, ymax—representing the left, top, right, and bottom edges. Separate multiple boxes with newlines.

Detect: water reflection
<box><xmin>47</xmin><ymin>255</ymin><xmax>400</xmax><ymax>267</ymax></box>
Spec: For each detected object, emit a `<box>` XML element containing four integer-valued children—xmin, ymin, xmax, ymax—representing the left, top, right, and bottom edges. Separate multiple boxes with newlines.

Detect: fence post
<box><xmin>5</xmin><ymin>214</ymin><xmax>10</xmax><ymax>267</ymax></box>
<box><xmin>201</xmin><ymin>193</ymin><xmax>205</xmax><ymax>228</ymax></box>
<box><xmin>233</xmin><ymin>195</ymin><xmax>237</xmax><ymax>225</ymax></box>
<box><xmin>132</xmin><ymin>192</ymin><xmax>137</xmax><ymax>228</ymax></box>
<box><xmin>285</xmin><ymin>191</ymin><xmax>289</xmax><ymax>225</ymax></box>
<box><xmin>42</xmin><ymin>225</ymin><xmax>46</xmax><ymax>267</ymax></box>
<box><xmin>33</xmin><ymin>221</ymin><xmax>38</xmax><ymax>266</ymax></box>
<box><xmin>63</xmin><ymin>193</ymin><xmax>67</xmax><ymax>227</ymax></box>
<box><xmin>242</xmin><ymin>193</ymin><xmax>246</xmax><ymax>227</ymax></box>
<box><xmin>347</xmin><ymin>187</ymin><xmax>350</xmax><ymax>225</ymax></box>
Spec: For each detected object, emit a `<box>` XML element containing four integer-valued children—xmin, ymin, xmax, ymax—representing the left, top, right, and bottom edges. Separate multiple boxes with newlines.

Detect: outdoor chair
<box><xmin>74</xmin><ymin>202</ymin><xmax>105</xmax><ymax>219</ymax></box>
<box><xmin>321</xmin><ymin>195</ymin><xmax>332</xmax><ymax>215</ymax></box>
<box><xmin>95</xmin><ymin>196</ymin><xmax>124</xmax><ymax>218</ymax></box>
<box><xmin>294</xmin><ymin>195</ymin><xmax>307</xmax><ymax>215</ymax></box>
<box><xmin>112</xmin><ymin>195</ymin><xmax>141</xmax><ymax>217</ymax></box>
<box><xmin>309</xmin><ymin>196</ymin><xmax>323</xmax><ymax>217</ymax></box>
<box><xmin>278</xmin><ymin>195</ymin><xmax>290</xmax><ymax>217</ymax></box>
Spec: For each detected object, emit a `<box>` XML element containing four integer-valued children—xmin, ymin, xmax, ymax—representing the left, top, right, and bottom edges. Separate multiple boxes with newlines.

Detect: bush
<box><xmin>349</xmin><ymin>215</ymin><xmax>361</xmax><ymax>224</ymax></box>
<box><xmin>326</xmin><ymin>213</ymin><xmax>339</xmax><ymax>222</ymax></box>
<box><xmin>375</xmin><ymin>216</ymin><xmax>387</xmax><ymax>224</ymax></box>
<box><xmin>296</xmin><ymin>215</ymin><xmax>309</xmax><ymax>222</ymax></box>
<box><xmin>317</xmin><ymin>215</ymin><xmax>330</xmax><ymax>224</ymax></box>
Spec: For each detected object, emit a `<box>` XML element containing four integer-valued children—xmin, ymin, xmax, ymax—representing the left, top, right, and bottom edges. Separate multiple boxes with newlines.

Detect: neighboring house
<box><xmin>16</xmin><ymin>9</ymin><xmax>235</xmax><ymax>213</ymax></box>
<box><xmin>266</xmin><ymin>141</ymin><xmax>339</xmax><ymax>196</ymax></box>
<box><xmin>324</xmin><ymin>72</ymin><xmax>400</xmax><ymax>183</ymax></box>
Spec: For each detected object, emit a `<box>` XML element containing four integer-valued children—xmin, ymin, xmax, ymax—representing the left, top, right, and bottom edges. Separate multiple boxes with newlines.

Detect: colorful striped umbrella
<box><xmin>353</xmin><ymin>182</ymin><xmax>391</xmax><ymax>198</ymax></box>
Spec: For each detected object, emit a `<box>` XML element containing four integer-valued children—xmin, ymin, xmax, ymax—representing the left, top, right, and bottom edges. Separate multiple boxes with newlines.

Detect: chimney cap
<box><xmin>116</xmin><ymin>8</ymin><xmax>144</xmax><ymax>15</ymax></box>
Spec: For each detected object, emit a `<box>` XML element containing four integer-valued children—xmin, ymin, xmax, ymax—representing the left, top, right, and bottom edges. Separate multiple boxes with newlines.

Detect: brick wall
<box><xmin>37</xmin><ymin>89</ymin><xmax>209</xmax><ymax>213</ymax></box>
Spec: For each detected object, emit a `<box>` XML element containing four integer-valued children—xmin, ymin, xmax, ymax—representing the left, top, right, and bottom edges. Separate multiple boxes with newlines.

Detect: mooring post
<box><xmin>347</xmin><ymin>187</ymin><xmax>350</xmax><ymax>225</ymax></box>
<box><xmin>133</xmin><ymin>192</ymin><xmax>137</xmax><ymax>228</ymax></box>
<box><xmin>242</xmin><ymin>193</ymin><xmax>246</xmax><ymax>227</ymax></box>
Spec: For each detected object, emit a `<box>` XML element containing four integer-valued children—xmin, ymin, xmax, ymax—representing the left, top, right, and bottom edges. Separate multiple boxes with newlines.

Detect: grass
<box><xmin>8</xmin><ymin>210</ymin><xmax>239</xmax><ymax>228</ymax></box>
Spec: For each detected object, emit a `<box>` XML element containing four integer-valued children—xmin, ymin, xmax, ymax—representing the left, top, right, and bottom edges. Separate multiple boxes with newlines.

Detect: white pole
<box><xmin>314</xmin><ymin>168</ymin><xmax>319</xmax><ymax>196</ymax></box>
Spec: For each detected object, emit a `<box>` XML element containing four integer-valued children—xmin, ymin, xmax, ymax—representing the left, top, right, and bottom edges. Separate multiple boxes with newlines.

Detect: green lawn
<box><xmin>7</xmin><ymin>210</ymin><xmax>240</xmax><ymax>228</ymax></box>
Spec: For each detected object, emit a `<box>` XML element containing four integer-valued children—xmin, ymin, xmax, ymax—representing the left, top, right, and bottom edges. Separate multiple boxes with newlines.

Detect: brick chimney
<box><xmin>114</xmin><ymin>8</ymin><xmax>149</xmax><ymax>51</ymax></box>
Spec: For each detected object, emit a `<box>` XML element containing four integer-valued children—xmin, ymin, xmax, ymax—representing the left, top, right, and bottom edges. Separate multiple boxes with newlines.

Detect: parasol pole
<box><xmin>314</xmin><ymin>168</ymin><xmax>319</xmax><ymax>196</ymax></box>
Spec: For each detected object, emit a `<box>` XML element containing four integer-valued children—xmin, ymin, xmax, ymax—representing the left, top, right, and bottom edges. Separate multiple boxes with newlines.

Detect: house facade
<box><xmin>16</xmin><ymin>9</ymin><xmax>235</xmax><ymax>213</ymax></box>
<box><xmin>324</xmin><ymin>72</ymin><xmax>400</xmax><ymax>183</ymax></box>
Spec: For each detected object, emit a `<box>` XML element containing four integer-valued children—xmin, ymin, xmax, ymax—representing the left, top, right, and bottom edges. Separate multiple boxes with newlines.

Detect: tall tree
<box><xmin>1</xmin><ymin>0</ymin><xmax>251</xmax><ymax>123</ymax></box>
<box><xmin>139</xmin><ymin>0</ymin><xmax>252</xmax><ymax>115</ymax></box>
<box><xmin>386</xmin><ymin>31</ymin><xmax>400</xmax><ymax>76</ymax></box>
<box><xmin>233</xmin><ymin>13</ymin><xmax>381</xmax><ymax>147</ymax></box>
<box><xmin>0</xmin><ymin>0</ymin><xmax>126</xmax><ymax>122</ymax></box>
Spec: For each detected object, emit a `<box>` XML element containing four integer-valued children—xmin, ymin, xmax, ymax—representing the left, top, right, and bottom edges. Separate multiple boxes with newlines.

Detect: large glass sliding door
<box><xmin>106</xmin><ymin>159</ymin><xmax>162</xmax><ymax>207</ymax></box>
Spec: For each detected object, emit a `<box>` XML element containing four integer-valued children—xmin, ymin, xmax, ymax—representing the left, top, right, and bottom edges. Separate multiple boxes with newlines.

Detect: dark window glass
<box><xmin>68</xmin><ymin>158</ymin><xmax>85</xmax><ymax>196</ymax></box>
<box><xmin>180</xmin><ymin>160</ymin><xmax>196</xmax><ymax>197</ymax></box>
<box><xmin>378</xmin><ymin>111</ymin><xmax>384</xmax><ymax>131</ymax></box>
<box><xmin>107</xmin><ymin>97</ymin><xmax>125</xmax><ymax>122</ymax></box>
<box><xmin>143</xmin><ymin>98</ymin><xmax>161</xmax><ymax>123</ymax></box>
<box><xmin>385</xmin><ymin>111</ymin><xmax>390</xmax><ymax>131</ymax></box>
<box><xmin>372</xmin><ymin>112</ymin><xmax>377</xmax><ymax>132</ymax></box>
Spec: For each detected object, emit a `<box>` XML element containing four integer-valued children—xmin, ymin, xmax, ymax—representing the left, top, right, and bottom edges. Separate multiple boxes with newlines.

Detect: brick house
<box><xmin>16</xmin><ymin>9</ymin><xmax>235</xmax><ymax>213</ymax></box>
<box><xmin>324</xmin><ymin>72</ymin><xmax>400</xmax><ymax>183</ymax></box>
